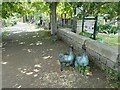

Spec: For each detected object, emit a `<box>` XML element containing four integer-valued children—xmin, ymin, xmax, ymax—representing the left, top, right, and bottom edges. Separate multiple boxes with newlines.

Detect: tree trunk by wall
<box><xmin>49</xmin><ymin>13</ymin><xmax>52</xmax><ymax>29</ymax></box>
<box><xmin>50</xmin><ymin>2</ymin><xmax>57</xmax><ymax>35</ymax></box>
<box><xmin>72</xmin><ymin>7</ymin><xmax>77</xmax><ymax>33</ymax></box>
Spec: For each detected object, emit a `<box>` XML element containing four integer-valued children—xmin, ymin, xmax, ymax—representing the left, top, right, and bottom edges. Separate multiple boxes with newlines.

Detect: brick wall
<box><xmin>58</xmin><ymin>28</ymin><xmax>119</xmax><ymax>72</ymax></box>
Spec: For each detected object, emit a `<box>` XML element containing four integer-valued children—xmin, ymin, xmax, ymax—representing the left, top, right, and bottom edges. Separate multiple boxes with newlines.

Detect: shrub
<box><xmin>2</xmin><ymin>31</ymin><xmax>9</xmax><ymax>42</ymax></box>
<box><xmin>98</xmin><ymin>24</ymin><xmax>120</xmax><ymax>34</ymax></box>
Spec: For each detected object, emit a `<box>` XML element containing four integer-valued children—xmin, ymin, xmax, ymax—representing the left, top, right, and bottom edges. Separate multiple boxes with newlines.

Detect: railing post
<box><xmin>93</xmin><ymin>15</ymin><xmax>98</xmax><ymax>40</ymax></box>
<box><xmin>82</xmin><ymin>16</ymin><xmax>84</xmax><ymax>32</ymax></box>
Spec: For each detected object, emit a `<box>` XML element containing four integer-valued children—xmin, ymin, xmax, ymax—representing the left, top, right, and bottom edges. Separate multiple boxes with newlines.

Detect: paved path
<box><xmin>1</xmin><ymin>22</ymin><xmax>113</xmax><ymax>88</ymax></box>
<box><xmin>2</xmin><ymin>22</ymin><xmax>42</xmax><ymax>33</ymax></box>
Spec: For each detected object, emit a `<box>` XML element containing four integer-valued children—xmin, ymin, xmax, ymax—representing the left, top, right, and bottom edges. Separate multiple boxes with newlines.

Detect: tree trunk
<box><xmin>65</xmin><ymin>13</ymin><xmax>66</xmax><ymax>25</ymax></box>
<box><xmin>117</xmin><ymin>2</ymin><xmax>120</xmax><ymax>27</ymax></box>
<box><xmin>72</xmin><ymin>7</ymin><xmax>77</xmax><ymax>33</ymax></box>
<box><xmin>50</xmin><ymin>2</ymin><xmax>57</xmax><ymax>35</ymax></box>
<box><xmin>61</xmin><ymin>14</ymin><xmax>63</xmax><ymax>27</ymax></box>
<box><xmin>70</xmin><ymin>11</ymin><xmax>73</xmax><ymax>25</ymax></box>
<box><xmin>49</xmin><ymin>13</ymin><xmax>52</xmax><ymax>29</ymax></box>
<box><xmin>23</xmin><ymin>15</ymin><xmax>26</xmax><ymax>23</ymax></box>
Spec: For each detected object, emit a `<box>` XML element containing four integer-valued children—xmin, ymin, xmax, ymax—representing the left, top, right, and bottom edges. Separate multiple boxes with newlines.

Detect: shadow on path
<box><xmin>2</xmin><ymin>23</ymin><xmax>113</xmax><ymax>88</ymax></box>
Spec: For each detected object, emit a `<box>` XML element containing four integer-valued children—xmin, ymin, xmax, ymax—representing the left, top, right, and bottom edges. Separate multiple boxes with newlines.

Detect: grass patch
<box><xmin>97</xmin><ymin>34</ymin><xmax>119</xmax><ymax>47</ymax></box>
<box><xmin>79</xmin><ymin>32</ymin><xmax>119</xmax><ymax>47</ymax></box>
<box><xmin>79</xmin><ymin>32</ymin><xmax>92</xmax><ymax>38</ymax></box>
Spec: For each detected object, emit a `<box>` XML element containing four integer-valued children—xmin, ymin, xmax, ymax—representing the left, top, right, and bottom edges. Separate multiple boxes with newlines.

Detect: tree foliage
<box><xmin>75</xmin><ymin>2</ymin><xmax>120</xmax><ymax>20</ymax></box>
<box><xmin>2</xmin><ymin>2</ymin><xmax>120</xmax><ymax>21</ymax></box>
<box><xmin>31</xmin><ymin>2</ymin><xmax>50</xmax><ymax>14</ymax></box>
<box><xmin>2</xmin><ymin>2</ymin><xmax>33</xmax><ymax>18</ymax></box>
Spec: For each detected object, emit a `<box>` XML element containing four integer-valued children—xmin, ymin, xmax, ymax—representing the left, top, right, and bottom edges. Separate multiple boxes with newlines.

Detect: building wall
<box><xmin>76</xmin><ymin>20</ymin><xmax>82</xmax><ymax>34</ymax></box>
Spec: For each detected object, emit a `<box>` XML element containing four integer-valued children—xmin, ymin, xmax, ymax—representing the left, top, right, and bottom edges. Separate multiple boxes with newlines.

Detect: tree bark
<box><xmin>117</xmin><ymin>2</ymin><xmax>120</xmax><ymax>27</ymax></box>
<box><xmin>50</xmin><ymin>2</ymin><xmax>57</xmax><ymax>35</ymax></box>
<box><xmin>23</xmin><ymin>15</ymin><xmax>26</xmax><ymax>23</ymax></box>
<box><xmin>49</xmin><ymin>13</ymin><xmax>51</xmax><ymax>29</ymax></box>
<box><xmin>72</xmin><ymin>7</ymin><xmax>77</xmax><ymax>33</ymax></box>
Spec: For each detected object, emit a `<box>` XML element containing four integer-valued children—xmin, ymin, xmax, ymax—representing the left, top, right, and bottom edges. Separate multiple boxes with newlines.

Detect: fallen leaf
<box><xmin>36</xmin><ymin>43</ymin><xmax>40</xmax><ymax>46</ymax></box>
<box><xmin>27</xmin><ymin>49</ymin><xmax>31</xmax><ymax>53</ymax></box>
<box><xmin>17</xmin><ymin>85</ymin><xmax>21</xmax><ymax>88</ymax></box>
<box><xmin>30</xmin><ymin>43</ymin><xmax>34</xmax><ymax>46</ymax></box>
<box><xmin>34</xmin><ymin>64</ymin><xmax>41</xmax><ymax>68</ymax></box>
<box><xmin>33</xmin><ymin>69</ymin><xmax>39</xmax><ymax>72</ymax></box>
<box><xmin>34</xmin><ymin>74</ymin><xmax>38</xmax><ymax>77</ymax></box>
<box><xmin>26</xmin><ymin>72</ymin><xmax>33</xmax><ymax>75</ymax></box>
<box><xmin>32</xmin><ymin>36</ymin><xmax>36</xmax><ymax>38</ymax></box>
<box><xmin>19</xmin><ymin>42</ymin><xmax>25</xmax><ymax>45</ymax></box>
<box><xmin>21</xmin><ymin>70</ymin><xmax>26</xmax><ymax>74</ymax></box>
<box><xmin>1</xmin><ymin>62</ymin><xmax>7</xmax><ymax>65</ymax></box>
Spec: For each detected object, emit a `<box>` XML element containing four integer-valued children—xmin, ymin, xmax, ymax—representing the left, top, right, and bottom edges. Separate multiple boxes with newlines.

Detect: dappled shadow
<box><xmin>2</xmin><ymin>28</ymin><xmax>114</xmax><ymax>88</ymax></box>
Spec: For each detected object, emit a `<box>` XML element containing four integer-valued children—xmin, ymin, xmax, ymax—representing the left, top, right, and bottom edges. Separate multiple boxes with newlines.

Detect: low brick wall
<box><xmin>58</xmin><ymin>28</ymin><xmax>119</xmax><ymax>72</ymax></box>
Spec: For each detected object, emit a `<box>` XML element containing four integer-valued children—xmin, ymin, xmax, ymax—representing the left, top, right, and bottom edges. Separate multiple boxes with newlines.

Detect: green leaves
<box><xmin>2</xmin><ymin>2</ymin><xmax>120</xmax><ymax>21</ymax></box>
<box><xmin>57</xmin><ymin>2</ymin><xmax>73</xmax><ymax>18</ymax></box>
<box><xmin>2</xmin><ymin>2</ymin><xmax>33</xmax><ymax>18</ymax></box>
<box><xmin>31</xmin><ymin>2</ymin><xmax>50</xmax><ymax>13</ymax></box>
<box><xmin>75</xmin><ymin>2</ymin><xmax>119</xmax><ymax>20</ymax></box>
